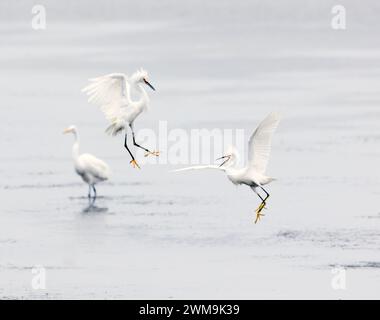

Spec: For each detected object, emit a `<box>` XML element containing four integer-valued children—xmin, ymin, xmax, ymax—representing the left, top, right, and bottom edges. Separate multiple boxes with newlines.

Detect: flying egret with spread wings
<box><xmin>63</xmin><ymin>125</ymin><xmax>111</xmax><ymax>199</ymax></box>
<box><xmin>82</xmin><ymin>69</ymin><xmax>158</xmax><ymax>169</ymax></box>
<box><xmin>174</xmin><ymin>113</ymin><xmax>281</xmax><ymax>223</ymax></box>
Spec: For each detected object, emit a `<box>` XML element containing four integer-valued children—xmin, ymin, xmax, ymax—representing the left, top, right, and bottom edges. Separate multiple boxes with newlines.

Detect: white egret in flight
<box><xmin>174</xmin><ymin>113</ymin><xmax>281</xmax><ymax>223</ymax></box>
<box><xmin>63</xmin><ymin>125</ymin><xmax>111</xmax><ymax>199</ymax></box>
<box><xmin>81</xmin><ymin>69</ymin><xmax>158</xmax><ymax>169</ymax></box>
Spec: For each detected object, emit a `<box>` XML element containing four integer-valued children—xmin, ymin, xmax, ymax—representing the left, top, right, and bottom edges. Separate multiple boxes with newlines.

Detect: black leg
<box><xmin>88</xmin><ymin>185</ymin><xmax>92</xmax><ymax>198</ymax></box>
<box><xmin>251</xmin><ymin>186</ymin><xmax>265</xmax><ymax>203</ymax></box>
<box><xmin>251</xmin><ymin>186</ymin><xmax>269</xmax><ymax>223</ymax></box>
<box><xmin>260</xmin><ymin>186</ymin><xmax>270</xmax><ymax>203</ymax></box>
<box><xmin>124</xmin><ymin>131</ymin><xmax>141</xmax><ymax>168</ymax></box>
<box><xmin>88</xmin><ymin>196</ymin><xmax>96</xmax><ymax>208</ymax></box>
<box><xmin>92</xmin><ymin>185</ymin><xmax>97</xmax><ymax>199</ymax></box>
<box><xmin>130</xmin><ymin>124</ymin><xmax>151</xmax><ymax>153</ymax></box>
<box><xmin>124</xmin><ymin>133</ymin><xmax>136</xmax><ymax>161</ymax></box>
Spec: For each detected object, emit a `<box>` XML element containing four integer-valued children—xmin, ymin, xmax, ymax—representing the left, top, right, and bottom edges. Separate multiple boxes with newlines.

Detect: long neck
<box><xmin>135</xmin><ymin>83</ymin><xmax>149</xmax><ymax>110</ymax></box>
<box><xmin>225</xmin><ymin>156</ymin><xmax>238</xmax><ymax>170</ymax></box>
<box><xmin>71</xmin><ymin>132</ymin><xmax>80</xmax><ymax>161</ymax></box>
<box><xmin>124</xmin><ymin>81</ymin><xmax>132</xmax><ymax>104</ymax></box>
<box><xmin>225</xmin><ymin>163</ymin><xmax>238</xmax><ymax>176</ymax></box>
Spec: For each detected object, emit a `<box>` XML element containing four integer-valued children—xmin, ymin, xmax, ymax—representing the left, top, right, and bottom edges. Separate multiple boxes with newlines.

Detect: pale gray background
<box><xmin>0</xmin><ymin>0</ymin><xmax>379</xmax><ymax>299</ymax></box>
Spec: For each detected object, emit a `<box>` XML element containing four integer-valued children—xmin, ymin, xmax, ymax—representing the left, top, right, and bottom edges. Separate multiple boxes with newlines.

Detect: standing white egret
<box><xmin>81</xmin><ymin>68</ymin><xmax>158</xmax><ymax>169</ymax></box>
<box><xmin>173</xmin><ymin>113</ymin><xmax>281</xmax><ymax>223</ymax></box>
<box><xmin>63</xmin><ymin>125</ymin><xmax>111</xmax><ymax>199</ymax></box>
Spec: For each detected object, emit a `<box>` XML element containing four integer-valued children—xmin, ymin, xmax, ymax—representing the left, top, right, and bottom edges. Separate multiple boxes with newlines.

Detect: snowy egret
<box><xmin>63</xmin><ymin>125</ymin><xmax>111</xmax><ymax>199</ymax></box>
<box><xmin>173</xmin><ymin>113</ymin><xmax>281</xmax><ymax>223</ymax></box>
<box><xmin>82</xmin><ymin>69</ymin><xmax>158</xmax><ymax>169</ymax></box>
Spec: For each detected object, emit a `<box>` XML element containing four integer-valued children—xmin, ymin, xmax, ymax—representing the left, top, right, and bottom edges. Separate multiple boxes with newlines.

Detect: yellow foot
<box><xmin>254</xmin><ymin>211</ymin><xmax>265</xmax><ymax>224</ymax></box>
<box><xmin>144</xmin><ymin>150</ymin><xmax>160</xmax><ymax>157</ymax></box>
<box><xmin>130</xmin><ymin>159</ymin><xmax>141</xmax><ymax>169</ymax></box>
<box><xmin>255</xmin><ymin>202</ymin><xmax>266</xmax><ymax>213</ymax></box>
<box><xmin>254</xmin><ymin>202</ymin><xmax>266</xmax><ymax>224</ymax></box>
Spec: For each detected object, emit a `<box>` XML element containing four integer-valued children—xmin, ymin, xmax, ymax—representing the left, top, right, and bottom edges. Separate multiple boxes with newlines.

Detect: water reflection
<box><xmin>82</xmin><ymin>197</ymin><xmax>108</xmax><ymax>214</ymax></box>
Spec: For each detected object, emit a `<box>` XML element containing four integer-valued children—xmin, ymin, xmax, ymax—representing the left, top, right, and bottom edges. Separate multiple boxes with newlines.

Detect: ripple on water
<box><xmin>274</xmin><ymin>228</ymin><xmax>380</xmax><ymax>250</ymax></box>
<box><xmin>331</xmin><ymin>261</ymin><xmax>380</xmax><ymax>269</ymax></box>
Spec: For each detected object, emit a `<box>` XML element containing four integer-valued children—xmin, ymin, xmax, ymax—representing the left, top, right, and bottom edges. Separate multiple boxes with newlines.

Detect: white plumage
<box><xmin>174</xmin><ymin>112</ymin><xmax>281</xmax><ymax>223</ymax></box>
<box><xmin>82</xmin><ymin>73</ymin><xmax>131</xmax><ymax>130</ymax></box>
<box><xmin>248</xmin><ymin>111</ymin><xmax>280</xmax><ymax>175</ymax></box>
<box><xmin>63</xmin><ymin>125</ymin><xmax>110</xmax><ymax>198</ymax></box>
<box><xmin>81</xmin><ymin>69</ymin><xmax>158</xmax><ymax>169</ymax></box>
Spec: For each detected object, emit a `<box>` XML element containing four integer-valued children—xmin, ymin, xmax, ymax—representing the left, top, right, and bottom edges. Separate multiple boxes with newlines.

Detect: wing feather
<box><xmin>248</xmin><ymin>113</ymin><xmax>281</xmax><ymax>174</ymax></box>
<box><xmin>82</xmin><ymin>73</ymin><xmax>130</xmax><ymax>123</ymax></box>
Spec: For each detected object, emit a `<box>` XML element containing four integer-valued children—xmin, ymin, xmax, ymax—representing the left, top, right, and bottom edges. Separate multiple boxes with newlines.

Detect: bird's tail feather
<box><xmin>264</xmin><ymin>177</ymin><xmax>276</xmax><ymax>184</ymax></box>
<box><xmin>105</xmin><ymin>120</ymin><xmax>125</xmax><ymax>136</ymax></box>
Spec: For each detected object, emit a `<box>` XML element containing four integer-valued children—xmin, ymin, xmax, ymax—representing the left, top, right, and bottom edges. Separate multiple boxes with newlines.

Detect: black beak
<box><xmin>216</xmin><ymin>155</ymin><xmax>230</xmax><ymax>167</ymax></box>
<box><xmin>144</xmin><ymin>79</ymin><xmax>155</xmax><ymax>91</ymax></box>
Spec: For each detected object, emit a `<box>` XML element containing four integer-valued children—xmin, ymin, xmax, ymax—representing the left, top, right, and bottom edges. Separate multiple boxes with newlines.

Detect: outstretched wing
<box><xmin>82</xmin><ymin>73</ymin><xmax>130</xmax><ymax>122</ymax></box>
<box><xmin>172</xmin><ymin>165</ymin><xmax>226</xmax><ymax>173</ymax></box>
<box><xmin>248</xmin><ymin>112</ymin><xmax>281</xmax><ymax>174</ymax></box>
